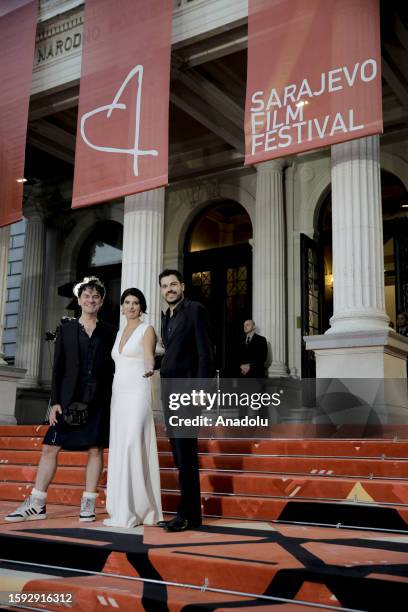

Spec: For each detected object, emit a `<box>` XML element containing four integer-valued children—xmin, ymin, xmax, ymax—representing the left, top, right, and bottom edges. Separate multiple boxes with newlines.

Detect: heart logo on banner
<box><xmin>80</xmin><ymin>65</ymin><xmax>159</xmax><ymax>177</ymax></box>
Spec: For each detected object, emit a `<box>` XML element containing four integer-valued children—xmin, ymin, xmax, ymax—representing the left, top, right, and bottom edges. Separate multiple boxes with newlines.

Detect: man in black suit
<box><xmin>5</xmin><ymin>277</ymin><xmax>116</xmax><ymax>523</ymax></box>
<box><xmin>159</xmin><ymin>269</ymin><xmax>214</xmax><ymax>532</ymax></box>
<box><xmin>239</xmin><ymin>319</ymin><xmax>268</xmax><ymax>378</ymax></box>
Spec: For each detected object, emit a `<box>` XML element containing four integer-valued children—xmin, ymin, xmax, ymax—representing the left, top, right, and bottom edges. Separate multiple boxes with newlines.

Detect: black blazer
<box><xmin>160</xmin><ymin>299</ymin><xmax>214</xmax><ymax>379</ymax></box>
<box><xmin>50</xmin><ymin>319</ymin><xmax>116</xmax><ymax>409</ymax></box>
<box><xmin>239</xmin><ymin>332</ymin><xmax>267</xmax><ymax>377</ymax></box>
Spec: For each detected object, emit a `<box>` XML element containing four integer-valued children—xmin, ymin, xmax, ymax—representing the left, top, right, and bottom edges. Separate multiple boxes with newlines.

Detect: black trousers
<box><xmin>170</xmin><ymin>437</ymin><xmax>201</xmax><ymax>524</ymax></box>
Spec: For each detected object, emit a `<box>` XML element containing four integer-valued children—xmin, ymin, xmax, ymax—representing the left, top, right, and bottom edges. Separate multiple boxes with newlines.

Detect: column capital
<box><xmin>256</xmin><ymin>158</ymin><xmax>286</xmax><ymax>174</ymax></box>
<box><xmin>125</xmin><ymin>187</ymin><xmax>165</xmax><ymax>211</ymax></box>
<box><xmin>331</xmin><ymin>134</ymin><xmax>379</xmax><ymax>166</ymax></box>
<box><xmin>23</xmin><ymin>203</ymin><xmax>46</xmax><ymax>224</ymax></box>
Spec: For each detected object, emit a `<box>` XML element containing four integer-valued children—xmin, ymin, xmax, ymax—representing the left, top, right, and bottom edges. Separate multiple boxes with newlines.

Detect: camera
<box><xmin>45</xmin><ymin>316</ymin><xmax>75</xmax><ymax>342</ymax></box>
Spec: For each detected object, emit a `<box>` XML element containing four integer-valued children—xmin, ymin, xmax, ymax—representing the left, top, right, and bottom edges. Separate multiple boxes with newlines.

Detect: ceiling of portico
<box><xmin>24</xmin><ymin>2</ymin><xmax>408</xmax><ymax>193</ymax></box>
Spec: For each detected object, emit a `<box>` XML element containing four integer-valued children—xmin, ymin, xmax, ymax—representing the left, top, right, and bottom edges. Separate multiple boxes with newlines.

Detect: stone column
<box><xmin>121</xmin><ymin>188</ymin><xmax>165</xmax><ymax>332</ymax></box>
<box><xmin>328</xmin><ymin>135</ymin><xmax>389</xmax><ymax>333</ymax></box>
<box><xmin>41</xmin><ymin>226</ymin><xmax>58</xmax><ymax>388</ymax></box>
<box><xmin>0</xmin><ymin>226</ymin><xmax>10</xmax><ymax>364</ymax></box>
<box><xmin>15</xmin><ymin>209</ymin><xmax>46</xmax><ymax>387</ymax></box>
<box><xmin>305</xmin><ymin>136</ymin><xmax>408</xmax><ymax>381</ymax></box>
<box><xmin>254</xmin><ymin>160</ymin><xmax>288</xmax><ymax>377</ymax></box>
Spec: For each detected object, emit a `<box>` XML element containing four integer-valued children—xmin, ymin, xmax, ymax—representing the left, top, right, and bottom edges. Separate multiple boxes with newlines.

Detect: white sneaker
<box><xmin>5</xmin><ymin>495</ymin><xmax>47</xmax><ymax>522</ymax></box>
<box><xmin>79</xmin><ymin>496</ymin><xmax>96</xmax><ymax>522</ymax></box>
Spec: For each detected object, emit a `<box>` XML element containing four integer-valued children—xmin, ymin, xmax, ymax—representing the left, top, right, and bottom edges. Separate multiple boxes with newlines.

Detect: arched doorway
<box><xmin>301</xmin><ymin>170</ymin><xmax>408</xmax><ymax>376</ymax></box>
<box><xmin>183</xmin><ymin>200</ymin><xmax>253</xmax><ymax>374</ymax></box>
<box><xmin>76</xmin><ymin>221</ymin><xmax>123</xmax><ymax>325</ymax></box>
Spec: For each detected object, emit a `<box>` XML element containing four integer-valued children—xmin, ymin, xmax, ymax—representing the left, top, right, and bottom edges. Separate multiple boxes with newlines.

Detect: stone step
<box><xmin>1</xmin><ymin>432</ymin><xmax>408</xmax><ymax>458</ymax></box>
<box><xmin>1</xmin><ymin>482</ymin><xmax>408</xmax><ymax>531</ymax></box>
<box><xmin>2</xmin><ymin>447</ymin><xmax>407</xmax><ymax>479</ymax></box>
<box><xmin>1</xmin><ymin>464</ymin><xmax>407</xmax><ymax>504</ymax></box>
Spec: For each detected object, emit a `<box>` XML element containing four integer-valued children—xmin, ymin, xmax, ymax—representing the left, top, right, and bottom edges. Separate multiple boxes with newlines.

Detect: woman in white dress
<box><xmin>104</xmin><ymin>288</ymin><xmax>163</xmax><ymax>528</ymax></box>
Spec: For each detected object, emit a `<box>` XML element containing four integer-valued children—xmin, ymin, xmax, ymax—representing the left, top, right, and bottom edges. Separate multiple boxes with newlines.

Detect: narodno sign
<box><xmin>245</xmin><ymin>0</ymin><xmax>383</xmax><ymax>165</ymax></box>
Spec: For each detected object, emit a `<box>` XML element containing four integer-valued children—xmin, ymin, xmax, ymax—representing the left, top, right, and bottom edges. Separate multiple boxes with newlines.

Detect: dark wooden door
<box><xmin>184</xmin><ymin>244</ymin><xmax>252</xmax><ymax>374</ymax></box>
<box><xmin>300</xmin><ymin>234</ymin><xmax>324</xmax><ymax>378</ymax></box>
<box><xmin>395</xmin><ymin>218</ymin><xmax>408</xmax><ymax>315</ymax></box>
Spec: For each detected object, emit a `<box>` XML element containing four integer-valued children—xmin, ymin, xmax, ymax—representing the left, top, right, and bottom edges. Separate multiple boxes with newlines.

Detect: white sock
<box><xmin>82</xmin><ymin>491</ymin><xmax>98</xmax><ymax>499</ymax></box>
<box><xmin>31</xmin><ymin>488</ymin><xmax>47</xmax><ymax>501</ymax></box>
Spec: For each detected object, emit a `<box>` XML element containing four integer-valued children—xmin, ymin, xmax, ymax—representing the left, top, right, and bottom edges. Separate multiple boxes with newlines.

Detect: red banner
<box><xmin>245</xmin><ymin>0</ymin><xmax>383</xmax><ymax>165</ymax></box>
<box><xmin>72</xmin><ymin>0</ymin><xmax>172</xmax><ymax>209</ymax></box>
<box><xmin>0</xmin><ymin>0</ymin><xmax>37</xmax><ymax>227</ymax></box>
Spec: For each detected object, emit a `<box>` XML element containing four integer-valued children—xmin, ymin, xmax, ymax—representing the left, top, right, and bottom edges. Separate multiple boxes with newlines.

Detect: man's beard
<box><xmin>165</xmin><ymin>293</ymin><xmax>183</xmax><ymax>306</ymax></box>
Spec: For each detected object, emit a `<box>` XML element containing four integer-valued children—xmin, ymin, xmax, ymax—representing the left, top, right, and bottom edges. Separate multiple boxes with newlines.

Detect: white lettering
<box><xmin>292</xmin><ymin>121</ymin><xmax>307</xmax><ymax>143</ymax></box>
<box><xmin>251</xmin><ymin>132</ymin><xmax>265</xmax><ymax>155</ymax></box>
<box><xmin>283</xmin><ymin>84</ymin><xmax>296</xmax><ymax>106</ymax></box>
<box><xmin>348</xmin><ymin>108</ymin><xmax>364</xmax><ymax>131</ymax></box>
<box><xmin>314</xmin><ymin>115</ymin><xmax>330</xmax><ymax>138</ymax></box>
<box><xmin>251</xmin><ymin>91</ymin><xmax>264</xmax><ymax>112</ymax></box>
<box><xmin>328</xmin><ymin>68</ymin><xmax>343</xmax><ymax>92</ymax></box>
<box><xmin>278</xmin><ymin>126</ymin><xmax>292</xmax><ymax>148</ymax></box>
<box><xmin>80</xmin><ymin>65</ymin><xmax>159</xmax><ymax>177</ymax></box>
<box><xmin>297</xmin><ymin>79</ymin><xmax>313</xmax><ymax>100</ymax></box>
<box><xmin>266</xmin><ymin>88</ymin><xmax>282</xmax><ymax>110</ymax></box>
<box><xmin>252</xmin><ymin>112</ymin><xmax>265</xmax><ymax>134</ymax></box>
<box><xmin>361</xmin><ymin>58</ymin><xmax>377</xmax><ymax>82</ymax></box>
<box><xmin>265</xmin><ymin>129</ymin><xmax>278</xmax><ymax>151</ymax></box>
<box><xmin>343</xmin><ymin>62</ymin><xmax>360</xmax><ymax>87</ymax></box>
<box><xmin>313</xmin><ymin>72</ymin><xmax>325</xmax><ymax>96</ymax></box>
<box><xmin>330</xmin><ymin>112</ymin><xmax>347</xmax><ymax>135</ymax></box>
<box><xmin>286</xmin><ymin>105</ymin><xmax>303</xmax><ymax>123</ymax></box>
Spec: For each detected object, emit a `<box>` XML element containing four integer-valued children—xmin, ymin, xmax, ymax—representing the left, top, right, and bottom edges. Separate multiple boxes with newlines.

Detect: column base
<box><xmin>305</xmin><ymin>332</ymin><xmax>408</xmax><ymax>427</ymax></box>
<box><xmin>15</xmin><ymin>387</ymin><xmax>50</xmax><ymax>424</ymax></box>
<box><xmin>0</xmin><ymin>366</ymin><xmax>27</xmax><ymax>424</ymax></box>
<box><xmin>305</xmin><ymin>330</ymin><xmax>408</xmax><ymax>379</ymax></box>
<box><xmin>18</xmin><ymin>375</ymin><xmax>40</xmax><ymax>389</ymax></box>
<box><xmin>327</xmin><ymin>310</ymin><xmax>389</xmax><ymax>333</ymax></box>
<box><xmin>268</xmin><ymin>362</ymin><xmax>289</xmax><ymax>377</ymax></box>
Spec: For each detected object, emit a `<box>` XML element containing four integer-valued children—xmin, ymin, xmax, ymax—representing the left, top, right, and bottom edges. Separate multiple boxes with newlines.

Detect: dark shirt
<box><xmin>162</xmin><ymin>300</ymin><xmax>184</xmax><ymax>348</ymax></box>
<box><xmin>75</xmin><ymin>323</ymin><xmax>103</xmax><ymax>403</ymax></box>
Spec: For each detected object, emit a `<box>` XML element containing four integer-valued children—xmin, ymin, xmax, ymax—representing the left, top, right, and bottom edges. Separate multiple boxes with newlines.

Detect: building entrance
<box><xmin>183</xmin><ymin>201</ymin><xmax>252</xmax><ymax>374</ymax></box>
<box><xmin>76</xmin><ymin>220</ymin><xmax>123</xmax><ymax>325</ymax></box>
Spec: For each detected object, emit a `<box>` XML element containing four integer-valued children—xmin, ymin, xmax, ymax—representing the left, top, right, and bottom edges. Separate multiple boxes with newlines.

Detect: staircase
<box><xmin>1</xmin><ymin>425</ymin><xmax>408</xmax><ymax>529</ymax></box>
<box><xmin>1</xmin><ymin>425</ymin><xmax>408</xmax><ymax>611</ymax></box>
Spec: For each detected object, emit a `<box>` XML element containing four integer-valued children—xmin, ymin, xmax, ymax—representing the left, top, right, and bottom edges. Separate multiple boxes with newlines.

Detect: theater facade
<box><xmin>0</xmin><ymin>0</ymin><xmax>408</xmax><ymax>423</ymax></box>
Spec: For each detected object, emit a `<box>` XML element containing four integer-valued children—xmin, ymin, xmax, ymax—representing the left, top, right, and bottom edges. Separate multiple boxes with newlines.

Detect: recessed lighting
<box><xmin>16</xmin><ymin>178</ymin><xmax>27</xmax><ymax>183</ymax></box>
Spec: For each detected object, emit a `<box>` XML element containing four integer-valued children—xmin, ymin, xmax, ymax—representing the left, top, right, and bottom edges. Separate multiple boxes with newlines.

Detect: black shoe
<box><xmin>163</xmin><ymin>517</ymin><xmax>202</xmax><ymax>532</ymax></box>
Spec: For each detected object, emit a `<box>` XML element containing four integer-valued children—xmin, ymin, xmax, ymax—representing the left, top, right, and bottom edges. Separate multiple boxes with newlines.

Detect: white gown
<box><xmin>104</xmin><ymin>322</ymin><xmax>163</xmax><ymax>528</ymax></box>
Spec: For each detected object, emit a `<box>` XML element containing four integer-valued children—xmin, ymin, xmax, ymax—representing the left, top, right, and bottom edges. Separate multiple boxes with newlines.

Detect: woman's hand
<box><xmin>49</xmin><ymin>404</ymin><xmax>62</xmax><ymax>426</ymax></box>
<box><xmin>143</xmin><ymin>326</ymin><xmax>157</xmax><ymax>379</ymax></box>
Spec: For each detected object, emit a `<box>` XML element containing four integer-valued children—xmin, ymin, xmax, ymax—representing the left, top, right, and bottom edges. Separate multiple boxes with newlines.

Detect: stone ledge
<box><xmin>305</xmin><ymin>330</ymin><xmax>408</xmax><ymax>354</ymax></box>
<box><xmin>0</xmin><ymin>365</ymin><xmax>27</xmax><ymax>382</ymax></box>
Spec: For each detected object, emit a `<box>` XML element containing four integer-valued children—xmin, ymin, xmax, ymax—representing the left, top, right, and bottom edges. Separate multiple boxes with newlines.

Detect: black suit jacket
<box><xmin>50</xmin><ymin>319</ymin><xmax>116</xmax><ymax>409</ymax></box>
<box><xmin>239</xmin><ymin>332</ymin><xmax>267</xmax><ymax>377</ymax></box>
<box><xmin>160</xmin><ymin>299</ymin><xmax>214</xmax><ymax>379</ymax></box>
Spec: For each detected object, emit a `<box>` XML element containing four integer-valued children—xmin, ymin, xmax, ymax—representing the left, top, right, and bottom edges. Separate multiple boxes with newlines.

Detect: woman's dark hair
<box><xmin>74</xmin><ymin>276</ymin><xmax>106</xmax><ymax>299</ymax></box>
<box><xmin>120</xmin><ymin>287</ymin><xmax>147</xmax><ymax>313</ymax></box>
